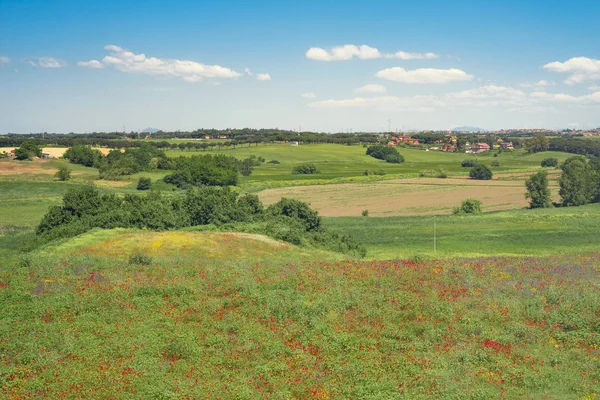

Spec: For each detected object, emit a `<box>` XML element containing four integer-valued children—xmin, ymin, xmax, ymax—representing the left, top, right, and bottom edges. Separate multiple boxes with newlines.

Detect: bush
<box><xmin>292</xmin><ymin>163</ymin><xmax>320</xmax><ymax>175</ymax></box>
<box><xmin>491</xmin><ymin>160</ymin><xmax>501</xmax><ymax>167</ymax></box>
<box><xmin>419</xmin><ymin>169</ymin><xmax>437</xmax><ymax>177</ymax></box>
<box><xmin>461</xmin><ymin>160</ymin><xmax>479</xmax><ymax>168</ymax></box>
<box><xmin>453</xmin><ymin>199</ymin><xmax>483</xmax><ymax>215</ymax></box>
<box><xmin>366</xmin><ymin>145</ymin><xmax>405</xmax><ymax>164</ymax></box>
<box><xmin>55</xmin><ymin>165</ymin><xmax>71</xmax><ymax>181</ymax></box>
<box><xmin>469</xmin><ymin>164</ymin><xmax>493</xmax><ymax>180</ymax></box>
<box><xmin>267</xmin><ymin>160</ymin><xmax>281</xmax><ymax>164</ymax></box>
<box><xmin>129</xmin><ymin>253</ymin><xmax>153</xmax><ymax>265</ymax></box>
<box><xmin>14</xmin><ymin>140</ymin><xmax>42</xmax><ymax>160</ymax></box>
<box><xmin>362</xmin><ymin>209</ymin><xmax>369</xmax><ymax>217</ymax></box>
<box><xmin>438</xmin><ymin>168</ymin><xmax>448</xmax><ymax>178</ymax></box>
<box><xmin>374</xmin><ymin>169</ymin><xmax>386</xmax><ymax>176</ymax></box>
<box><xmin>541</xmin><ymin>157</ymin><xmax>559</xmax><ymax>168</ymax></box>
<box><xmin>137</xmin><ymin>177</ymin><xmax>152</xmax><ymax>190</ymax></box>
<box><xmin>164</xmin><ymin>154</ymin><xmax>239</xmax><ymax>188</ymax></box>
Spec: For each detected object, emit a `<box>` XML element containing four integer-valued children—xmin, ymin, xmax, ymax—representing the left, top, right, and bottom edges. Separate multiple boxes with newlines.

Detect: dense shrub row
<box><xmin>34</xmin><ymin>186</ymin><xmax>366</xmax><ymax>257</ymax></box>
<box><xmin>162</xmin><ymin>154</ymin><xmax>240</xmax><ymax>187</ymax></box>
<box><xmin>549</xmin><ymin>137</ymin><xmax>600</xmax><ymax>157</ymax></box>
<box><xmin>366</xmin><ymin>145</ymin><xmax>405</xmax><ymax>164</ymax></box>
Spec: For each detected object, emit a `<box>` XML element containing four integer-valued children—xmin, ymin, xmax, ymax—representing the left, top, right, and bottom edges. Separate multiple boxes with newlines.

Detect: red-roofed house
<box><xmin>471</xmin><ymin>143</ymin><xmax>490</xmax><ymax>154</ymax></box>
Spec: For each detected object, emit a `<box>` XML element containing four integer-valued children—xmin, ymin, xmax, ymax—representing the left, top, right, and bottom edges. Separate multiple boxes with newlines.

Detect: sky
<box><xmin>1</xmin><ymin>0</ymin><xmax>599</xmax><ymax>133</ymax></box>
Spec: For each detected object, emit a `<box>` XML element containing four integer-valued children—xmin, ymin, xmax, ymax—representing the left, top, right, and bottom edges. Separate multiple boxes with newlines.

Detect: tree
<box><xmin>469</xmin><ymin>164</ymin><xmax>493</xmax><ymax>180</ymax></box>
<box><xmin>55</xmin><ymin>165</ymin><xmax>72</xmax><ymax>181</ymax></box>
<box><xmin>559</xmin><ymin>156</ymin><xmax>594</xmax><ymax>206</ymax></box>
<box><xmin>137</xmin><ymin>177</ymin><xmax>152</xmax><ymax>190</ymax></box>
<box><xmin>525</xmin><ymin>135</ymin><xmax>549</xmax><ymax>154</ymax></box>
<box><xmin>292</xmin><ymin>163</ymin><xmax>320</xmax><ymax>174</ymax></box>
<box><xmin>525</xmin><ymin>170</ymin><xmax>552</xmax><ymax>208</ymax></box>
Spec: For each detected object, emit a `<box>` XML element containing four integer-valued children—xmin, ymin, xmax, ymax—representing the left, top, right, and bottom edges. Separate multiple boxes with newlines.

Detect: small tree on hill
<box><xmin>525</xmin><ymin>170</ymin><xmax>552</xmax><ymax>208</ymax></box>
<box><xmin>469</xmin><ymin>164</ymin><xmax>493</xmax><ymax>180</ymax></box>
<box><xmin>55</xmin><ymin>165</ymin><xmax>72</xmax><ymax>181</ymax></box>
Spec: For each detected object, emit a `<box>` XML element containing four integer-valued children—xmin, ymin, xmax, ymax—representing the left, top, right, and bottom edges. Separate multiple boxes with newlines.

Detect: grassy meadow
<box><xmin>0</xmin><ymin>241</ymin><xmax>598</xmax><ymax>398</ymax></box>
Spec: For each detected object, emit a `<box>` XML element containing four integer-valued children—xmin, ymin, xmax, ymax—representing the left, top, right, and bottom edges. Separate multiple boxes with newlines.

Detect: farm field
<box><xmin>0</xmin><ymin>237</ymin><xmax>598</xmax><ymax>398</ymax></box>
<box><xmin>323</xmin><ymin>203</ymin><xmax>600</xmax><ymax>259</ymax></box>
<box><xmin>166</xmin><ymin>144</ymin><xmax>572</xmax><ymax>185</ymax></box>
<box><xmin>259</xmin><ymin>173</ymin><xmax>561</xmax><ymax>217</ymax></box>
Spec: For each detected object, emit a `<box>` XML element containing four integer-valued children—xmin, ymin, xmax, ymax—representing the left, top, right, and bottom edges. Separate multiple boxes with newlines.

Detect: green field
<box><xmin>324</xmin><ymin>204</ymin><xmax>600</xmax><ymax>259</ymax></box>
<box><xmin>166</xmin><ymin>144</ymin><xmax>572</xmax><ymax>186</ymax></box>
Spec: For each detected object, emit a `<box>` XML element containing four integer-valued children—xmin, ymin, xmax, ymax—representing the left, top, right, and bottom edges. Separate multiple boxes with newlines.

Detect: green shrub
<box><xmin>453</xmin><ymin>199</ymin><xmax>483</xmax><ymax>215</ymax></box>
<box><xmin>469</xmin><ymin>164</ymin><xmax>493</xmax><ymax>180</ymax></box>
<box><xmin>374</xmin><ymin>169</ymin><xmax>386</xmax><ymax>176</ymax></box>
<box><xmin>525</xmin><ymin>170</ymin><xmax>552</xmax><ymax>209</ymax></box>
<box><xmin>461</xmin><ymin>159</ymin><xmax>479</xmax><ymax>168</ymax></box>
<box><xmin>55</xmin><ymin>166</ymin><xmax>72</xmax><ymax>181</ymax></box>
<box><xmin>419</xmin><ymin>169</ymin><xmax>437</xmax><ymax>177</ymax></box>
<box><xmin>362</xmin><ymin>209</ymin><xmax>369</xmax><ymax>217</ymax></box>
<box><xmin>541</xmin><ymin>157</ymin><xmax>559</xmax><ymax>168</ymax></box>
<box><xmin>137</xmin><ymin>177</ymin><xmax>152</xmax><ymax>190</ymax></box>
<box><xmin>438</xmin><ymin>168</ymin><xmax>448</xmax><ymax>178</ymax></box>
<box><xmin>129</xmin><ymin>253</ymin><xmax>153</xmax><ymax>265</ymax></box>
<box><xmin>366</xmin><ymin>145</ymin><xmax>405</xmax><ymax>164</ymax></box>
<box><xmin>267</xmin><ymin>160</ymin><xmax>281</xmax><ymax>164</ymax></box>
<box><xmin>491</xmin><ymin>160</ymin><xmax>501</xmax><ymax>167</ymax></box>
<box><xmin>292</xmin><ymin>163</ymin><xmax>320</xmax><ymax>174</ymax></box>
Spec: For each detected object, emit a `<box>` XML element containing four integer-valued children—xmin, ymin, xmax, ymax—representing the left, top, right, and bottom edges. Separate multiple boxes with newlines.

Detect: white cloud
<box><xmin>355</xmin><ymin>84</ymin><xmax>387</xmax><ymax>93</ymax></box>
<box><xmin>97</xmin><ymin>44</ymin><xmax>241</xmax><ymax>83</ymax></box>
<box><xmin>244</xmin><ymin>67</ymin><xmax>252</xmax><ymax>76</ymax></box>
<box><xmin>519</xmin><ymin>80</ymin><xmax>555</xmax><ymax>88</ymax></box>
<box><xmin>0</xmin><ymin>56</ymin><xmax>10</xmax><ymax>65</ymax></box>
<box><xmin>256</xmin><ymin>73</ymin><xmax>271</xmax><ymax>81</ymax></box>
<box><xmin>306</xmin><ymin>44</ymin><xmax>438</xmax><ymax>61</ymax></box>
<box><xmin>588</xmin><ymin>85</ymin><xmax>600</xmax><ymax>91</ymax></box>
<box><xmin>308</xmin><ymin>85</ymin><xmax>600</xmax><ymax>112</ymax></box>
<box><xmin>301</xmin><ymin>92</ymin><xmax>316</xmax><ymax>98</ymax></box>
<box><xmin>77</xmin><ymin>60</ymin><xmax>104</xmax><ymax>69</ymax></box>
<box><xmin>29</xmin><ymin>57</ymin><xmax>68</xmax><ymax>68</ymax></box>
<box><xmin>543</xmin><ymin>57</ymin><xmax>600</xmax><ymax>85</ymax></box>
<box><xmin>375</xmin><ymin>67</ymin><xmax>473</xmax><ymax>84</ymax></box>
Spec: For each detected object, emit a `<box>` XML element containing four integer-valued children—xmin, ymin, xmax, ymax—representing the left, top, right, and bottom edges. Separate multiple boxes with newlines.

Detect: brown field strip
<box><xmin>258</xmin><ymin>176</ymin><xmax>560</xmax><ymax>217</ymax></box>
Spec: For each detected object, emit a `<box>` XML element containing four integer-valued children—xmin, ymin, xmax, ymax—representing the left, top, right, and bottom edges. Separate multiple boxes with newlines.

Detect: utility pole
<box><xmin>434</xmin><ymin>216</ymin><xmax>437</xmax><ymax>253</ymax></box>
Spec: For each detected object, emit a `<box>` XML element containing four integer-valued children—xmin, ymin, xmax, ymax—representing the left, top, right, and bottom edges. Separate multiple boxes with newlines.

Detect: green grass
<box><xmin>166</xmin><ymin>144</ymin><xmax>572</xmax><ymax>186</ymax></box>
<box><xmin>323</xmin><ymin>203</ymin><xmax>600</xmax><ymax>259</ymax></box>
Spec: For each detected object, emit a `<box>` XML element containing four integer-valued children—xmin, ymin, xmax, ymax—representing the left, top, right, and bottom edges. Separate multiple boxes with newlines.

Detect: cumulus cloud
<box><xmin>519</xmin><ymin>80</ymin><xmax>555</xmax><ymax>88</ymax></box>
<box><xmin>96</xmin><ymin>44</ymin><xmax>241</xmax><ymax>83</ymax></box>
<box><xmin>77</xmin><ymin>60</ymin><xmax>104</xmax><ymax>69</ymax></box>
<box><xmin>375</xmin><ymin>67</ymin><xmax>473</xmax><ymax>84</ymax></box>
<box><xmin>306</xmin><ymin>44</ymin><xmax>438</xmax><ymax>61</ymax></box>
<box><xmin>29</xmin><ymin>57</ymin><xmax>68</xmax><ymax>68</ymax></box>
<box><xmin>0</xmin><ymin>56</ymin><xmax>10</xmax><ymax>65</ymax></box>
<box><xmin>256</xmin><ymin>73</ymin><xmax>271</xmax><ymax>81</ymax></box>
<box><xmin>301</xmin><ymin>92</ymin><xmax>316</xmax><ymax>98</ymax></box>
<box><xmin>588</xmin><ymin>85</ymin><xmax>600</xmax><ymax>91</ymax></box>
<box><xmin>244</xmin><ymin>68</ymin><xmax>252</xmax><ymax>75</ymax></box>
<box><xmin>355</xmin><ymin>84</ymin><xmax>387</xmax><ymax>93</ymax></box>
<box><xmin>543</xmin><ymin>57</ymin><xmax>600</xmax><ymax>85</ymax></box>
<box><xmin>309</xmin><ymin>95</ymin><xmax>443</xmax><ymax>112</ymax></box>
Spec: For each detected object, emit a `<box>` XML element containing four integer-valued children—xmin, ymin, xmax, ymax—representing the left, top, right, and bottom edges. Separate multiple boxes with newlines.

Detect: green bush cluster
<box><xmin>461</xmin><ymin>159</ymin><xmax>479</xmax><ymax>168</ymax></box>
<box><xmin>15</xmin><ymin>140</ymin><xmax>42</xmax><ymax>160</ymax></box>
<box><xmin>362</xmin><ymin>169</ymin><xmax>386</xmax><ymax>176</ymax></box>
<box><xmin>292</xmin><ymin>163</ymin><xmax>320</xmax><ymax>174</ymax></box>
<box><xmin>33</xmin><ymin>186</ymin><xmax>366</xmax><ymax>257</ymax></box>
<box><xmin>469</xmin><ymin>164</ymin><xmax>493</xmax><ymax>180</ymax></box>
<box><xmin>137</xmin><ymin>177</ymin><xmax>152</xmax><ymax>190</ymax></box>
<box><xmin>558</xmin><ymin>156</ymin><xmax>600</xmax><ymax>206</ymax></box>
<box><xmin>453</xmin><ymin>199</ymin><xmax>483</xmax><ymax>215</ymax></box>
<box><xmin>55</xmin><ymin>165</ymin><xmax>71</xmax><ymax>181</ymax></box>
<box><xmin>163</xmin><ymin>154</ymin><xmax>239</xmax><ymax>187</ymax></box>
<box><xmin>541</xmin><ymin>157</ymin><xmax>559</xmax><ymax>168</ymax></box>
<box><xmin>366</xmin><ymin>145</ymin><xmax>405</xmax><ymax>164</ymax></box>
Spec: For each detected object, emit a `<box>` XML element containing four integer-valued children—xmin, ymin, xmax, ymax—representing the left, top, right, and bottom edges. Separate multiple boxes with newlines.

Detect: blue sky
<box><xmin>1</xmin><ymin>0</ymin><xmax>599</xmax><ymax>133</ymax></box>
